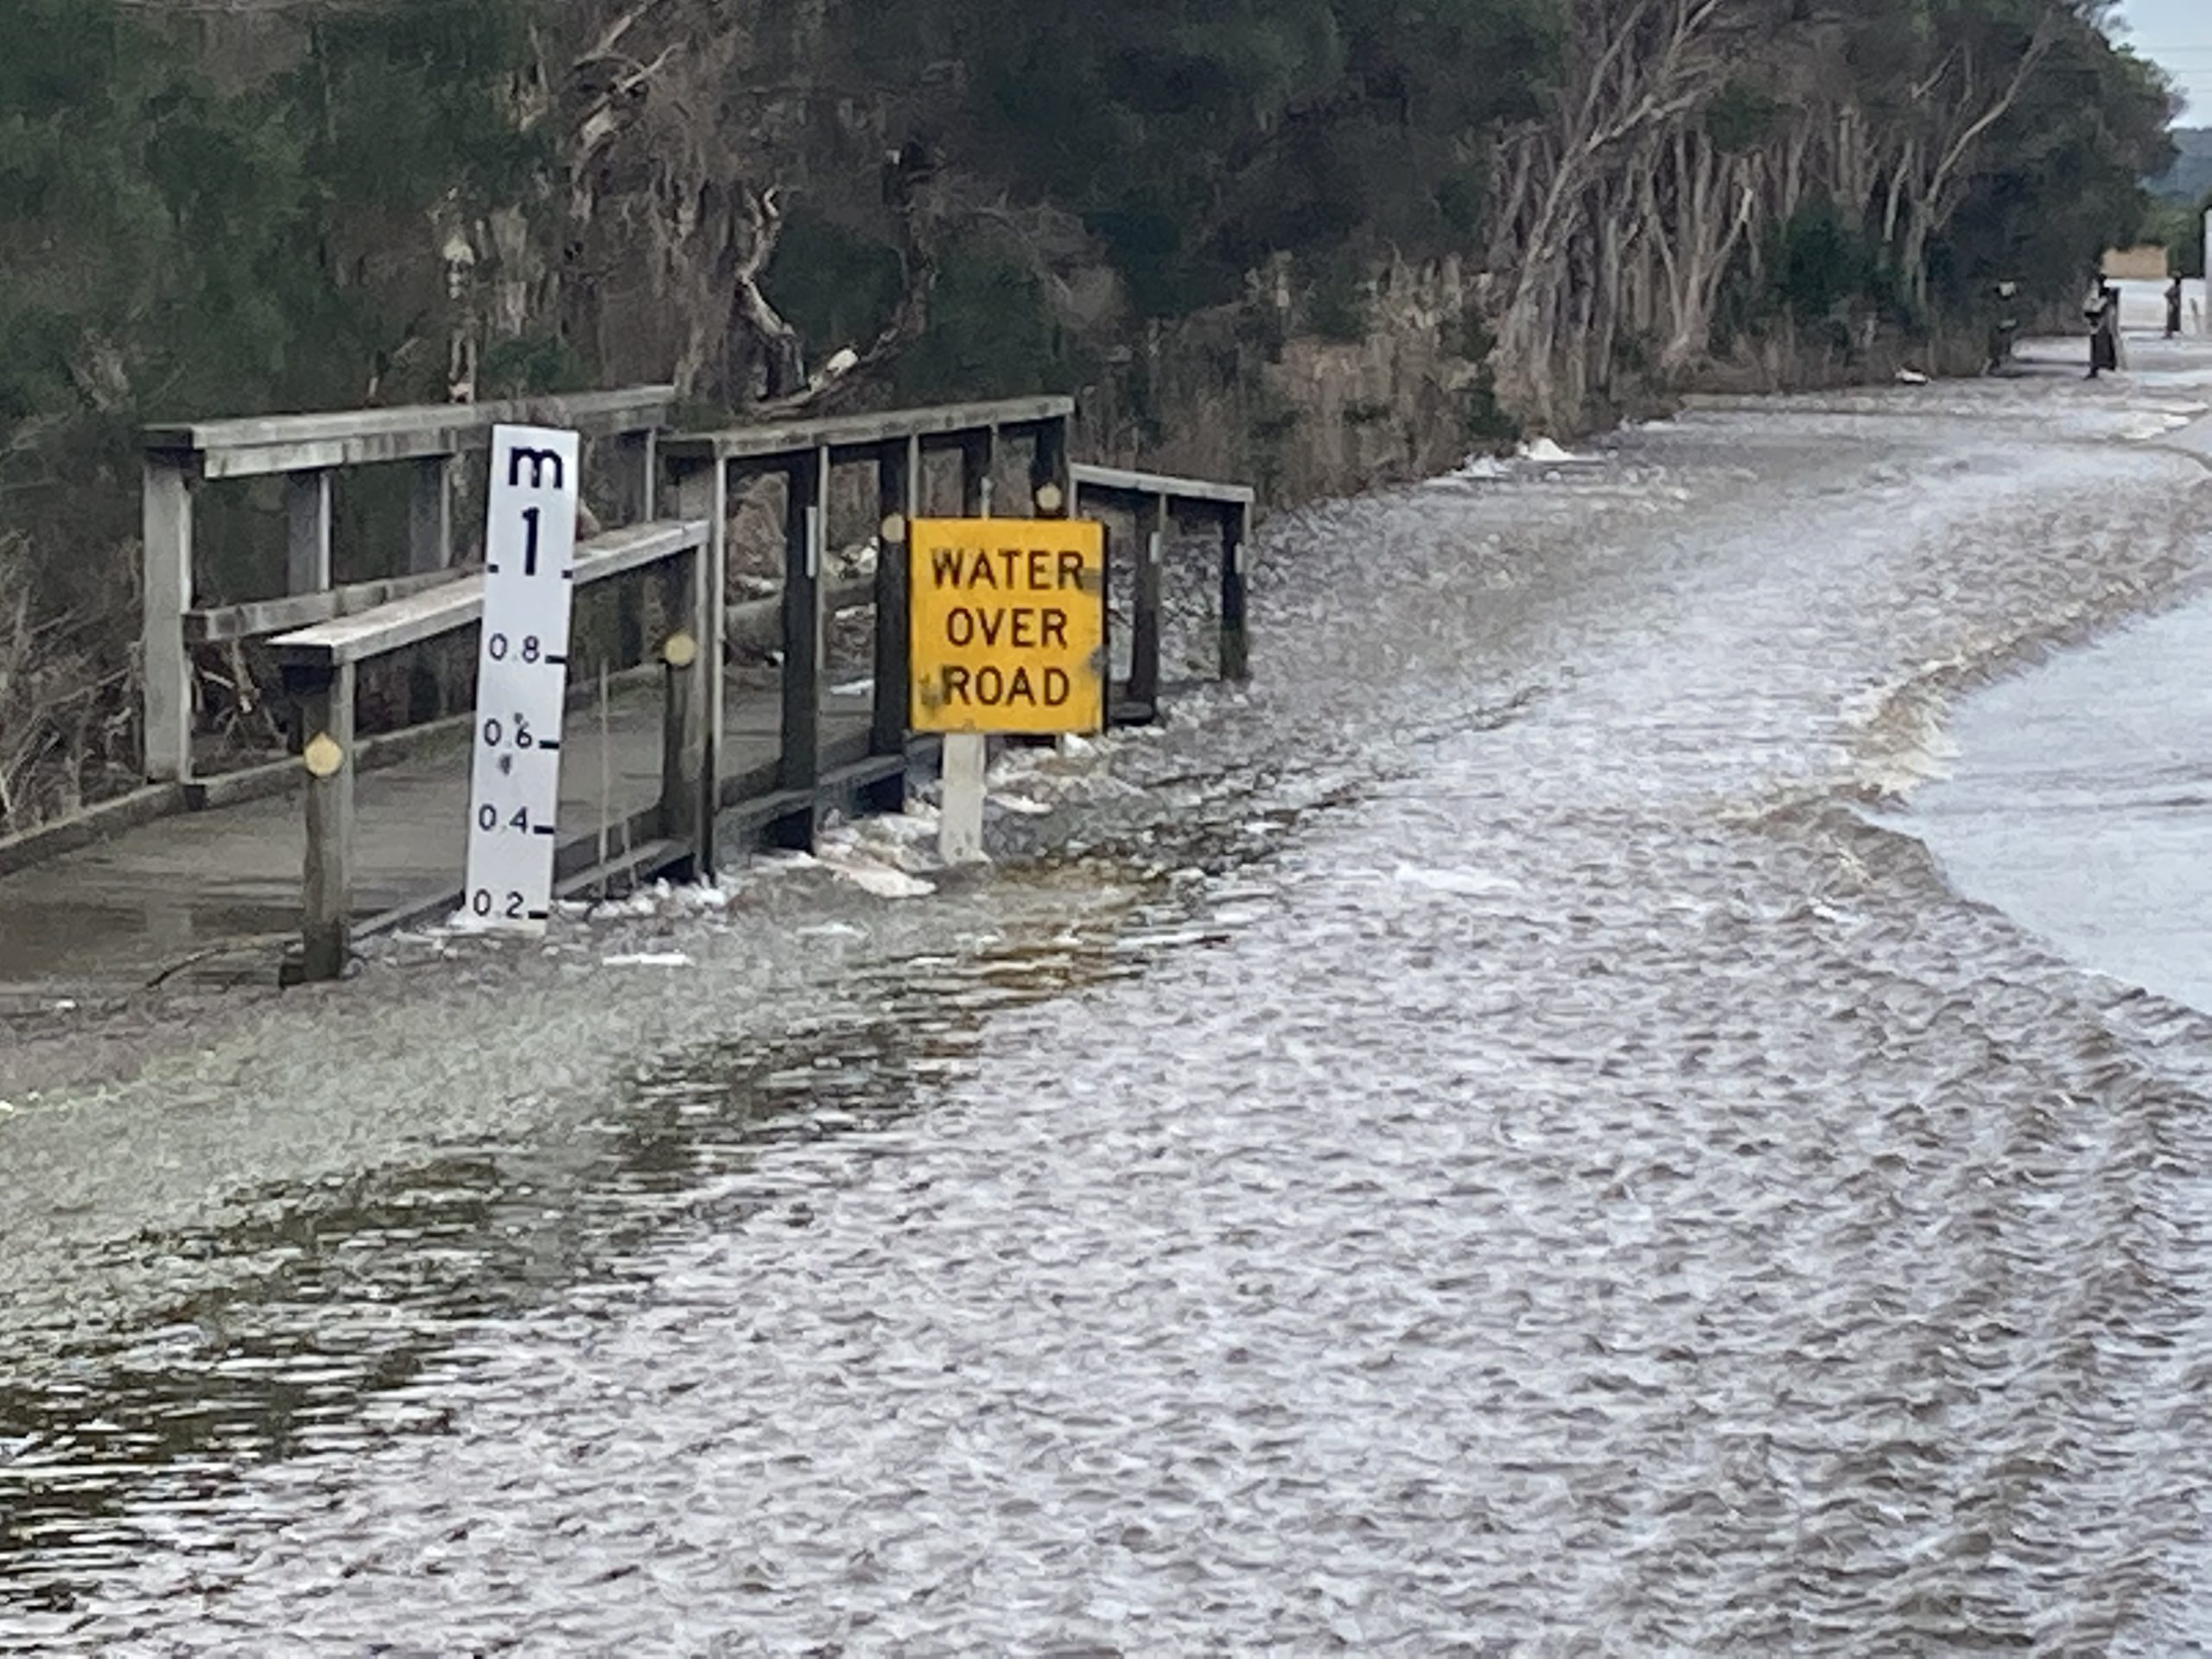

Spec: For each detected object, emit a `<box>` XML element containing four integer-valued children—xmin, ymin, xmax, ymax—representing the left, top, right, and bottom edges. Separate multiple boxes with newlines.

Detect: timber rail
<box><xmin>141</xmin><ymin>386</ymin><xmax>677</xmax><ymax>791</ymax></box>
<box><xmin>0</xmin><ymin>390</ymin><xmax>1255</xmax><ymax>988</ymax></box>
<box><xmin>269</xmin><ymin>518</ymin><xmax>709</xmax><ymax>982</ymax></box>
<box><xmin>1071</xmin><ymin>463</ymin><xmax>1254</xmax><ymax>708</ymax></box>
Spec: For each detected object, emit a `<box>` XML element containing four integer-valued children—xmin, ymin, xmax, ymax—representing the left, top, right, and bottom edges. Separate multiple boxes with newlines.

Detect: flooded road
<box><xmin>8</xmin><ymin>341</ymin><xmax>2212</xmax><ymax>1652</ymax></box>
<box><xmin>1909</xmin><ymin>587</ymin><xmax>2212</xmax><ymax>1017</ymax></box>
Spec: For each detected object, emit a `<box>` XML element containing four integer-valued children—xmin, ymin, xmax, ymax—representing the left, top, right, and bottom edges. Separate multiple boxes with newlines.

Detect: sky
<box><xmin>2113</xmin><ymin>0</ymin><xmax>2212</xmax><ymax>124</ymax></box>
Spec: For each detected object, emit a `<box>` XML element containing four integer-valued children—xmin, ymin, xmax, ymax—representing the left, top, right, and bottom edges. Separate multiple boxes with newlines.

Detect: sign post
<box><xmin>460</xmin><ymin>424</ymin><xmax>582</xmax><ymax>931</ymax></box>
<box><xmin>909</xmin><ymin>517</ymin><xmax>1105</xmax><ymax>864</ymax></box>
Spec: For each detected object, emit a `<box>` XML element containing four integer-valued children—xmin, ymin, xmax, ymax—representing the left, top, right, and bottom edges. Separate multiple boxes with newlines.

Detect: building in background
<box><xmin>2103</xmin><ymin>245</ymin><xmax>2173</xmax><ymax>281</ymax></box>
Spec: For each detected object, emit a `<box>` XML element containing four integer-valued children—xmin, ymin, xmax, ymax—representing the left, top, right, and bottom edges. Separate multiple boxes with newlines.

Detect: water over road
<box><xmin>7</xmin><ymin>341</ymin><xmax>2212</xmax><ymax>1653</ymax></box>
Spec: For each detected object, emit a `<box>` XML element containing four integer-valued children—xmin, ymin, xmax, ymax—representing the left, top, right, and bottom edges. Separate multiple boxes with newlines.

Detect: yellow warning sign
<box><xmin>910</xmin><ymin>518</ymin><xmax>1105</xmax><ymax>735</ymax></box>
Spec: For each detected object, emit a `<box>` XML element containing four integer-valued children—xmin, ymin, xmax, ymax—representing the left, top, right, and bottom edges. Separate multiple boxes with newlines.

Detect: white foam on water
<box><xmin>1423</xmin><ymin>454</ymin><xmax>1511</xmax><ymax>487</ymax></box>
<box><xmin>1518</xmin><ymin>436</ymin><xmax>1593</xmax><ymax>465</ymax></box>
<box><xmin>1389</xmin><ymin>864</ymin><xmax>1523</xmax><ymax>898</ymax></box>
<box><xmin>825</xmin><ymin>860</ymin><xmax>937</xmax><ymax>899</ymax></box>
<box><xmin>2116</xmin><ymin>410</ymin><xmax>2195</xmax><ymax>442</ymax></box>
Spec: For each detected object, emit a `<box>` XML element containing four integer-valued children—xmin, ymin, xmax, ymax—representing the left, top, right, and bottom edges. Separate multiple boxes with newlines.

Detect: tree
<box><xmin>0</xmin><ymin>0</ymin><xmax>2185</xmax><ymax>830</ymax></box>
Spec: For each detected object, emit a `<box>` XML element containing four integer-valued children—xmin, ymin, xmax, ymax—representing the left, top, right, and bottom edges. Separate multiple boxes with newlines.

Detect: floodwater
<box><xmin>1909</xmin><ymin>589</ymin><xmax>2212</xmax><ymax>1017</ymax></box>
<box><xmin>7</xmin><ymin>340</ymin><xmax>2212</xmax><ymax>1653</ymax></box>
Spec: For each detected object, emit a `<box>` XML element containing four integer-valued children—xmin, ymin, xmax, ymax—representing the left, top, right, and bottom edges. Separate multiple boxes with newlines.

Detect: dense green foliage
<box><xmin>940</xmin><ymin>0</ymin><xmax>1558</xmax><ymax>315</ymax></box>
<box><xmin>1929</xmin><ymin>10</ymin><xmax>2176</xmax><ymax>311</ymax></box>
<box><xmin>0</xmin><ymin>0</ymin><xmax>531</xmax><ymax>432</ymax></box>
<box><xmin>0</xmin><ymin>0</ymin><xmax>2170</xmax><ymax>470</ymax></box>
<box><xmin>0</xmin><ymin>0</ymin><xmax>536</xmax><ymax>820</ymax></box>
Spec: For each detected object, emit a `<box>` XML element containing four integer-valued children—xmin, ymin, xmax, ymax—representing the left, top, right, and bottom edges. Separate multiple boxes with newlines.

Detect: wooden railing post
<box><xmin>142</xmin><ymin>455</ymin><xmax>195</xmax><ymax>783</ymax></box>
<box><xmin>960</xmin><ymin>427</ymin><xmax>995</xmax><ymax>517</ymax></box>
<box><xmin>405</xmin><ymin>454</ymin><xmax>455</xmax><ymax>726</ymax></box>
<box><xmin>406</xmin><ymin>454</ymin><xmax>454</xmax><ymax>574</ymax></box>
<box><xmin>669</xmin><ymin>456</ymin><xmax>726</xmax><ymax>876</ymax></box>
<box><xmin>285</xmin><ymin>660</ymin><xmax>356</xmax><ymax>984</ymax></box>
<box><xmin>771</xmin><ymin>447</ymin><xmax>828</xmax><ymax>850</ymax></box>
<box><xmin>1221</xmin><ymin>500</ymin><xmax>1251</xmax><ymax>682</ymax></box>
<box><xmin>614</xmin><ymin>429</ymin><xmax>658</xmax><ymax>523</ymax></box>
<box><xmin>862</xmin><ymin>435</ymin><xmax>919</xmax><ymax>815</ymax></box>
<box><xmin>1099</xmin><ymin>522</ymin><xmax>1117</xmax><ymax>729</ymax></box>
<box><xmin>612</xmin><ymin>428</ymin><xmax>657</xmax><ymax>666</ymax></box>
<box><xmin>658</xmin><ymin>545</ymin><xmax>703</xmax><ymax>868</ymax></box>
<box><xmin>286</xmin><ymin>470</ymin><xmax>334</xmax><ymax>595</ymax></box>
<box><xmin>1129</xmin><ymin>493</ymin><xmax>1166</xmax><ymax>716</ymax></box>
<box><xmin>282</xmin><ymin>470</ymin><xmax>336</xmax><ymax>756</ymax></box>
<box><xmin>1030</xmin><ymin>415</ymin><xmax>1069</xmax><ymax>516</ymax></box>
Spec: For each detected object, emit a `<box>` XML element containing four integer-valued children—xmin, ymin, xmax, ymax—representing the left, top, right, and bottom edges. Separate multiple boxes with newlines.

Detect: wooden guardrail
<box><xmin>141</xmin><ymin>385</ymin><xmax>675</xmax><ymax>786</ymax></box>
<box><xmin>1070</xmin><ymin>463</ymin><xmax>1254</xmax><ymax>713</ymax></box>
<box><xmin>270</xmin><ymin>518</ymin><xmax>709</xmax><ymax>982</ymax></box>
<box><xmin>661</xmin><ymin>395</ymin><xmax>1077</xmax><ymax>858</ymax></box>
<box><xmin>119</xmin><ymin>388</ymin><xmax>1258</xmax><ymax>985</ymax></box>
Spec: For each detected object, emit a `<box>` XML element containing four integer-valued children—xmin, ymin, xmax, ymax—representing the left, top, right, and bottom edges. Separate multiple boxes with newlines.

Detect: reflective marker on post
<box><xmin>459</xmin><ymin>424</ymin><xmax>582</xmax><ymax>932</ymax></box>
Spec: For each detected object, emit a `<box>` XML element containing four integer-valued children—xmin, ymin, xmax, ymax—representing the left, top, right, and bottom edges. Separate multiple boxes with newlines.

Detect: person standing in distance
<box><xmin>2086</xmin><ymin>281</ymin><xmax>2120</xmax><ymax>378</ymax></box>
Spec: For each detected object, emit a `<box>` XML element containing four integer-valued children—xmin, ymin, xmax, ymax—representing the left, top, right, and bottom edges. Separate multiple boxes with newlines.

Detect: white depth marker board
<box><xmin>460</xmin><ymin>425</ymin><xmax>582</xmax><ymax>932</ymax></box>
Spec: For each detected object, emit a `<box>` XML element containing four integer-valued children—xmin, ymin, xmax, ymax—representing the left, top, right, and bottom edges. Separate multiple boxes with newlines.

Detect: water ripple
<box><xmin>6</xmin><ymin>370</ymin><xmax>2212</xmax><ymax>1652</ymax></box>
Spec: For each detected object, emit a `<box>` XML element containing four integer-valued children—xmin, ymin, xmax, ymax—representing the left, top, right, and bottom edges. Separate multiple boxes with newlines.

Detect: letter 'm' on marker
<box><xmin>507</xmin><ymin>447</ymin><xmax>567</xmax><ymax>491</ymax></box>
